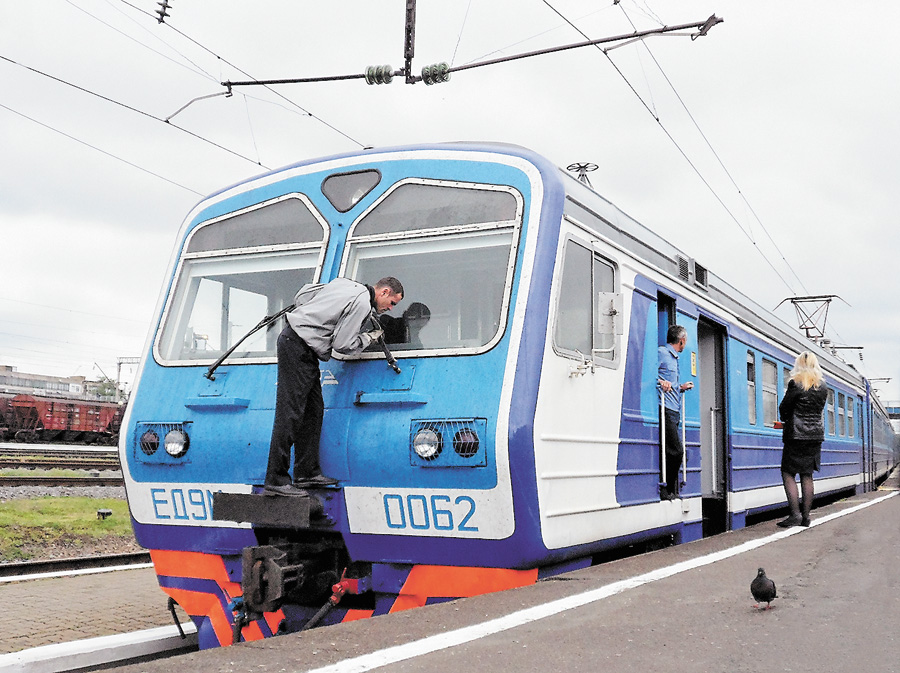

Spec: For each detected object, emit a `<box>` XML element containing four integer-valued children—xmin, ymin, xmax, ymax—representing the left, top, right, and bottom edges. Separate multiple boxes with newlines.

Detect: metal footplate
<box><xmin>213</xmin><ymin>491</ymin><xmax>324</xmax><ymax>528</ymax></box>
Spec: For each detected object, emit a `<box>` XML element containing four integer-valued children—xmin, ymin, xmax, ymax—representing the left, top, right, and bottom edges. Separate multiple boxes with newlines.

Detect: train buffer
<box><xmin>212</xmin><ymin>490</ymin><xmax>327</xmax><ymax>528</ymax></box>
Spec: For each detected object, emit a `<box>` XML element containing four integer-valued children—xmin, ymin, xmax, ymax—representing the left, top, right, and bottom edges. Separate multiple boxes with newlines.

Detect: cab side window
<box><xmin>554</xmin><ymin>239</ymin><xmax>620</xmax><ymax>366</ymax></box>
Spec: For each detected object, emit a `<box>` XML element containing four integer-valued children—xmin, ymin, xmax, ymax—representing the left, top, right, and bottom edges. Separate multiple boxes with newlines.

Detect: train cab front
<box><xmin>120</xmin><ymin>143</ymin><xmax>553</xmax><ymax>646</ymax></box>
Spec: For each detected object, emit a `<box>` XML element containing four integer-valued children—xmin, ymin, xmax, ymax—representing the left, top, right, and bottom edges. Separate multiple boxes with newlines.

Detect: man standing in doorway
<box><xmin>265</xmin><ymin>276</ymin><xmax>404</xmax><ymax>495</ymax></box>
<box><xmin>658</xmin><ymin>324</ymin><xmax>693</xmax><ymax>500</ymax></box>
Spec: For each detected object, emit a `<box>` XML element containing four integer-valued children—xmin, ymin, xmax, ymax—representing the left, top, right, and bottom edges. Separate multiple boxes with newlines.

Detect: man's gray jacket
<box><xmin>286</xmin><ymin>277</ymin><xmax>377</xmax><ymax>361</ymax></box>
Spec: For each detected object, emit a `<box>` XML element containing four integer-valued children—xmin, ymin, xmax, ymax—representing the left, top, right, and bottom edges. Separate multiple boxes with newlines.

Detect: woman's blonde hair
<box><xmin>790</xmin><ymin>351</ymin><xmax>825</xmax><ymax>390</ymax></box>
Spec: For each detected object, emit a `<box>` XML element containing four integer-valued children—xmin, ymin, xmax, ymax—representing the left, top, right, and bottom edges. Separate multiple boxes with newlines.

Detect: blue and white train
<box><xmin>120</xmin><ymin>142</ymin><xmax>898</xmax><ymax>648</ymax></box>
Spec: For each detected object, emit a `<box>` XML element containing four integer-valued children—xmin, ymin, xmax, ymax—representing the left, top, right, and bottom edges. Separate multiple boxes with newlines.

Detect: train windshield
<box><xmin>343</xmin><ymin>180</ymin><xmax>522</xmax><ymax>353</ymax></box>
<box><xmin>157</xmin><ymin>196</ymin><xmax>327</xmax><ymax>363</ymax></box>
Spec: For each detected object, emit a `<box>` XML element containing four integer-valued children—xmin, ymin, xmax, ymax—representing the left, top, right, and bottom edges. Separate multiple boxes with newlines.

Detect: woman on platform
<box><xmin>777</xmin><ymin>351</ymin><xmax>828</xmax><ymax>527</ymax></box>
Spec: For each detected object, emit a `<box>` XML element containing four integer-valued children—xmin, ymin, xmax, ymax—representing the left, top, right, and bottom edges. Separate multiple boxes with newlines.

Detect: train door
<box><xmin>656</xmin><ymin>293</ymin><xmax>675</xmax><ymax>488</ymax></box>
<box><xmin>697</xmin><ymin>318</ymin><xmax>728</xmax><ymax>535</ymax></box>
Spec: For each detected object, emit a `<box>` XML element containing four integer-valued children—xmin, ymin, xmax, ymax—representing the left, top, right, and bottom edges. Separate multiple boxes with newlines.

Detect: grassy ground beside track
<box><xmin>0</xmin><ymin>497</ymin><xmax>136</xmax><ymax>562</ymax></box>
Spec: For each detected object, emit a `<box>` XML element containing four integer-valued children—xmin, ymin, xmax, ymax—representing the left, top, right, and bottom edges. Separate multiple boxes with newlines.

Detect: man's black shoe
<box><xmin>264</xmin><ymin>483</ymin><xmax>308</xmax><ymax>496</ymax></box>
<box><xmin>295</xmin><ymin>474</ymin><xmax>339</xmax><ymax>487</ymax></box>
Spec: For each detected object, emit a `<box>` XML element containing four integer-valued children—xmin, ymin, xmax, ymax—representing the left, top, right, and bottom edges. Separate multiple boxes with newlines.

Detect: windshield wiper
<box><xmin>204</xmin><ymin>306</ymin><xmax>402</xmax><ymax>379</ymax></box>
<box><xmin>204</xmin><ymin>304</ymin><xmax>295</xmax><ymax>380</ymax></box>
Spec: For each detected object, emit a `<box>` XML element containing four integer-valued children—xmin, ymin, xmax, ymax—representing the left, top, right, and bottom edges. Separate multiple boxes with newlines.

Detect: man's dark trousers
<box><xmin>663</xmin><ymin>408</ymin><xmax>684</xmax><ymax>494</ymax></box>
<box><xmin>265</xmin><ymin>326</ymin><xmax>324</xmax><ymax>486</ymax></box>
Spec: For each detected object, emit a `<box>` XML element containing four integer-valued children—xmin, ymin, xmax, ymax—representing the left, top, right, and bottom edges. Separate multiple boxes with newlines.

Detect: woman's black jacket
<box><xmin>779</xmin><ymin>380</ymin><xmax>828</xmax><ymax>443</ymax></box>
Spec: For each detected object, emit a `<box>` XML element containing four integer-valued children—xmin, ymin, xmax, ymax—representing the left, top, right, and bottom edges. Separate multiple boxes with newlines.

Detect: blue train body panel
<box><xmin>121</xmin><ymin>142</ymin><xmax>898</xmax><ymax>648</ymax></box>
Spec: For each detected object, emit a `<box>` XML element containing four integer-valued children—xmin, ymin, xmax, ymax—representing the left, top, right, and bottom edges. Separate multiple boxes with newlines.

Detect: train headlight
<box><xmin>164</xmin><ymin>429</ymin><xmax>190</xmax><ymax>458</ymax></box>
<box><xmin>139</xmin><ymin>431</ymin><xmax>159</xmax><ymax>455</ymax></box>
<box><xmin>413</xmin><ymin>428</ymin><xmax>442</xmax><ymax>461</ymax></box>
<box><xmin>453</xmin><ymin>428</ymin><xmax>479</xmax><ymax>457</ymax></box>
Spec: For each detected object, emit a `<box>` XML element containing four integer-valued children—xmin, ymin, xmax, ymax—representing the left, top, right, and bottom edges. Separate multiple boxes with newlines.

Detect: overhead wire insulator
<box><xmin>365</xmin><ymin>65</ymin><xmax>394</xmax><ymax>85</ymax></box>
<box><xmin>156</xmin><ymin>0</ymin><xmax>171</xmax><ymax>24</ymax></box>
<box><xmin>421</xmin><ymin>62</ymin><xmax>450</xmax><ymax>85</ymax></box>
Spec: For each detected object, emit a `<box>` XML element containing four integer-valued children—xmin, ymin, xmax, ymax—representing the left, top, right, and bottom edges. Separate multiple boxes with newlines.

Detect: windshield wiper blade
<box><xmin>204</xmin><ymin>304</ymin><xmax>295</xmax><ymax>381</ymax></box>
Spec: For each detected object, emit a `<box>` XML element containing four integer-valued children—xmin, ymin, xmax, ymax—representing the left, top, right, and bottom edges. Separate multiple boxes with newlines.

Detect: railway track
<box><xmin>0</xmin><ymin>444</ymin><xmax>116</xmax><ymax>454</ymax></box>
<box><xmin>0</xmin><ymin>444</ymin><xmax>120</xmax><ymax>472</ymax></box>
<box><xmin>0</xmin><ymin>474</ymin><xmax>124</xmax><ymax>487</ymax></box>
<box><xmin>0</xmin><ymin>456</ymin><xmax>120</xmax><ymax>470</ymax></box>
<box><xmin>0</xmin><ymin>551</ymin><xmax>151</xmax><ymax>578</ymax></box>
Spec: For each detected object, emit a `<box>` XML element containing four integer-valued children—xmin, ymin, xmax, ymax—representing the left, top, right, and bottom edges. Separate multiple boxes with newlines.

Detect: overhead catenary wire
<box><xmin>115</xmin><ymin>0</ymin><xmax>366</xmax><ymax>149</ymax></box>
<box><xmin>539</xmin><ymin>1</ymin><xmax>799</xmax><ymax>296</ymax></box>
<box><xmin>611</xmin><ymin>4</ymin><xmax>849</xmax><ymax>346</ymax></box>
<box><xmin>0</xmin><ymin>101</ymin><xmax>204</xmax><ymax>196</ymax></box>
<box><xmin>67</xmin><ymin>0</ymin><xmax>218</xmax><ymax>83</ymax></box>
<box><xmin>449</xmin><ymin>0</ymin><xmax>474</xmax><ymax>67</ymax></box>
<box><xmin>0</xmin><ymin>296</ymin><xmax>149</xmax><ymax>324</ymax></box>
<box><xmin>0</xmin><ymin>53</ymin><xmax>265</xmax><ymax>169</ymax></box>
<box><xmin>614</xmin><ymin>2</ymin><xmax>810</xmax><ymax>297</ymax></box>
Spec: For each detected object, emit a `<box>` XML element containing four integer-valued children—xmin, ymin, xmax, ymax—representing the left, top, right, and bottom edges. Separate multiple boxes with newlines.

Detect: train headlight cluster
<box><xmin>409</xmin><ymin>420</ymin><xmax>486</xmax><ymax>466</ymax></box>
<box><xmin>164</xmin><ymin>429</ymin><xmax>190</xmax><ymax>458</ymax></box>
<box><xmin>134</xmin><ymin>423</ymin><xmax>192</xmax><ymax>463</ymax></box>
<box><xmin>413</xmin><ymin>428</ymin><xmax>442</xmax><ymax>461</ymax></box>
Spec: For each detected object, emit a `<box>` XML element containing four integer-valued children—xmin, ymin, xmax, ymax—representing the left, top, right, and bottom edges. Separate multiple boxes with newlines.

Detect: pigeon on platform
<box><xmin>750</xmin><ymin>567</ymin><xmax>777</xmax><ymax>609</ymax></box>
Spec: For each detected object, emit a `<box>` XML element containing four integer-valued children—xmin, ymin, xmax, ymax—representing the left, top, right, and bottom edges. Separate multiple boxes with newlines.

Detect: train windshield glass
<box><xmin>157</xmin><ymin>196</ymin><xmax>326</xmax><ymax>363</ymax></box>
<box><xmin>344</xmin><ymin>181</ymin><xmax>522</xmax><ymax>353</ymax></box>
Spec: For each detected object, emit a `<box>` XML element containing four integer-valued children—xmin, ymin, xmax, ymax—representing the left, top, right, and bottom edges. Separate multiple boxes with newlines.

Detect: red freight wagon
<box><xmin>0</xmin><ymin>393</ymin><xmax>124</xmax><ymax>444</ymax></box>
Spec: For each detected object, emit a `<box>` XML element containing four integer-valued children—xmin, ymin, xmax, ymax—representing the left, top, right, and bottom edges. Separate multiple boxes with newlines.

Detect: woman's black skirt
<box><xmin>781</xmin><ymin>439</ymin><xmax>822</xmax><ymax>476</ymax></box>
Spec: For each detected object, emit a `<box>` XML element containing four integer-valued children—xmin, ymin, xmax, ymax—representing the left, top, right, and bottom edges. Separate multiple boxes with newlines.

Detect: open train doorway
<box><xmin>698</xmin><ymin>318</ymin><xmax>728</xmax><ymax>536</ymax></box>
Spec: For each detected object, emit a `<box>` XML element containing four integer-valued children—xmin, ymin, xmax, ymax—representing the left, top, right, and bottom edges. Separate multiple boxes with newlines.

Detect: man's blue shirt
<box><xmin>658</xmin><ymin>343</ymin><xmax>682</xmax><ymax>412</ymax></box>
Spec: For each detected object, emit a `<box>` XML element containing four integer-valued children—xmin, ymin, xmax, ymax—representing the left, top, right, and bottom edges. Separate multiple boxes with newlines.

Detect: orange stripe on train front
<box><xmin>161</xmin><ymin>586</ymin><xmax>233</xmax><ymax>647</ymax></box>
<box><xmin>263</xmin><ymin>609</ymin><xmax>286</xmax><ymax>634</ymax></box>
<box><xmin>342</xmin><ymin>609</ymin><xmax>376</xmax><ymax>622</ymax></box>
<box><xmin>150</xmin><ymin>549</ymin><xmax>235</xmax><ymax>586</ymax></box>
<box><xmin>390</xmin><ymin>565</ymin><xmax>538</xmax><ymax>613</ymax></box>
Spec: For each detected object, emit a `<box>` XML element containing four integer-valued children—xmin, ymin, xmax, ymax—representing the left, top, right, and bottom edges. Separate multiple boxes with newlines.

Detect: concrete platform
<box><xmin>111</xmin><ymin>471</ymin><xmax>898</xmax><ymax>673</ymax></box>
<box><xmin>0</xmin><ymin>565</ymin><xmax>187</xmax><ymax>655</ymax></box>
<box><xmin>3</xmin><ymin>472</ymin><xmax>897</xmax><ymax>672</ymax></box>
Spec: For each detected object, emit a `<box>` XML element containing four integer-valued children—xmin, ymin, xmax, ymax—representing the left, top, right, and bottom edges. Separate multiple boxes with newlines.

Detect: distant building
<box><xmin>0</xmin><ymin>365</ymin><xmax>117</xmax><ymax>402</ymax></box>
<box><xmin>886</xmin><ymin>401</ymin><xmax>900</xmax><ymax>435</ymax></box>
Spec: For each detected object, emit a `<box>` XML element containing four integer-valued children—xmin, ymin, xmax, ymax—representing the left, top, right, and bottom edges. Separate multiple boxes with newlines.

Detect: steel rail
<box><xmin>0</xmin><ymin>475</ymin><xmax>124</xmax><ymax>487</ymax></box>
<box><xmin>0</xmin><ymin>457</ymin><xmax>119</xmax><ymax>470</ymax></box>
<box><xmin>0</xmin><ymin>551</ymin><xmax>151</xmax><ymax>578</ymax></box>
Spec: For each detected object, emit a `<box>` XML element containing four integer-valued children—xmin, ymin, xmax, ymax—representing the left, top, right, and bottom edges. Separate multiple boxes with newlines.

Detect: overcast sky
<box><xmin>2</xmin><ymin>1</ymin><xmax>898</xmax><ymax>402</ymax></box>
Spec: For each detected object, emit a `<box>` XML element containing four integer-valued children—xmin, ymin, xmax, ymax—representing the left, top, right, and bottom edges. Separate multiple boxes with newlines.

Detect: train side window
<box><xmin>555</xmin><ymin>241</ymin><xmax>592</xmax><ymax>356</ymax></box>
<box><xmin>553</xmin><ymin>240</ymin><xmax>620</xmax><ymax>365</ymax></box>
<box><xmin>762</xmin><ymin>359</ymin><xmax>777</xmax><ymax>427</ymax></box>
<box><xmin>592</xmin><ymin>255</ymin><xmax>620</xmax><ymax>362</ymax></box>
<box><xmin>848</xmin><ymin>397</ymin><xmax>855</xmax><ymax>437</ymax></box>
<box><xmin>783</xmin><ymin>367</ymin><xmax>791</xmax><ymax>394</ymax></box>
<box><xmin>837</xmin><ymin>392</ymin><xmax>846</xmax><ymax>436</ymax></box>
<box><xmin>747</xmin><ymin>351</ymin><xmax>757</xmax><ymax>425</ymax></box>
<box><xmin>826</xmin><ymin>389</ymin><xmax>835</xmax><ymax>435</ymax></box>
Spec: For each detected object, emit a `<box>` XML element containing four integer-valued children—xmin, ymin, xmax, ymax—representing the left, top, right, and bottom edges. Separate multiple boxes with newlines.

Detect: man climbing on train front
<box><xmin>264</xmin><ymin>276</ymin><xmax>404</xmax><ymax>495</ymax></box>
<box><xmin>657</xmin><ymin>324</ymin><xmax>693</xmax><ymax>500</ymax></box>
